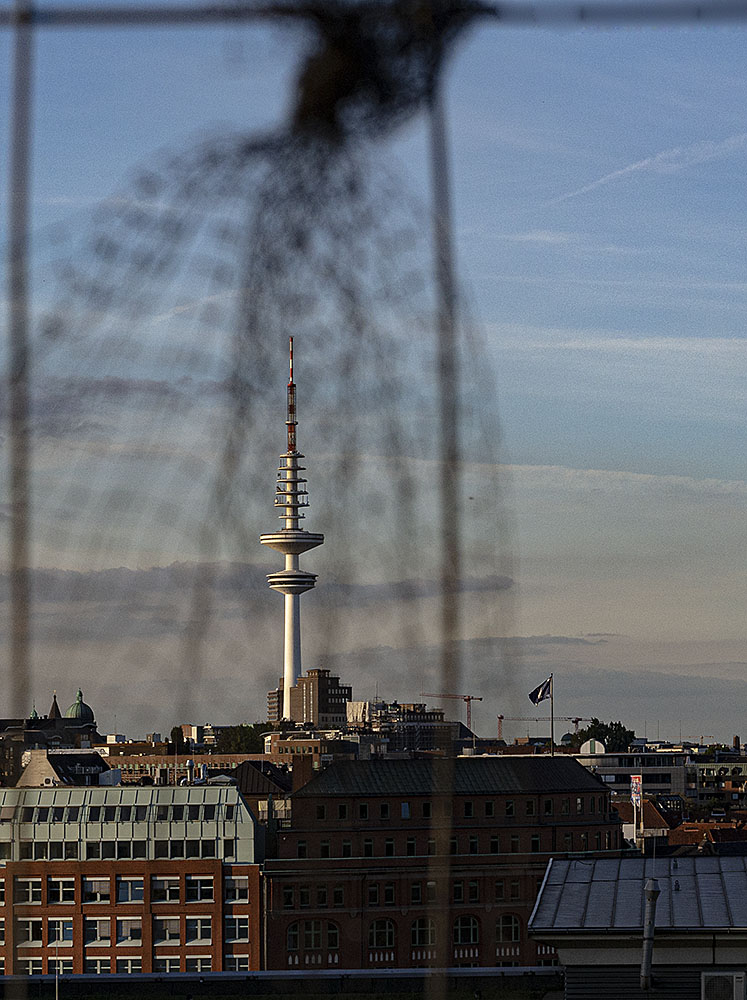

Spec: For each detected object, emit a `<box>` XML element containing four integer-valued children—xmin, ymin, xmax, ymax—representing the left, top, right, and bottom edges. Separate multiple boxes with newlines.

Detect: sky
<box><xmin>1</xmin><ymin>6</ymin><xmax>745</xmax><ymax>742</ymax></box>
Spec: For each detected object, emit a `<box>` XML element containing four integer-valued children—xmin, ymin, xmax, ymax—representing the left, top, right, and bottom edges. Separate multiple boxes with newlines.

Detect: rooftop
<box><xmin>530</xmin><ymin>856</ymin><xmax>747</xmax><ymax>933</ymax></box>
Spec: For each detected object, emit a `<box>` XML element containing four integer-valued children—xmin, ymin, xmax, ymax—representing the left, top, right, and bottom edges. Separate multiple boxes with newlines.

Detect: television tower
<box><xmin>260</xmin><ymin>338</ymin><xmax>324</xmax><ymax>720</ymax></box>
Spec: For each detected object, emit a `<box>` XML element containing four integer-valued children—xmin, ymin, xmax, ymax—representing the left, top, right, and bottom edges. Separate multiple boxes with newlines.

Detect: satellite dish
<box><xmin>580</xmin><ymin>738</ymin><xmax>606</xmax><ymax>755</ymax></box>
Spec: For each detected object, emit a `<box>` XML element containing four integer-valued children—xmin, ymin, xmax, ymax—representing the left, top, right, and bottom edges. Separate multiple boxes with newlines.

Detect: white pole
<box><xmin>550</xmin><ymin>674</ymin><xmax>555</xmax><ymax>756</ymax></box>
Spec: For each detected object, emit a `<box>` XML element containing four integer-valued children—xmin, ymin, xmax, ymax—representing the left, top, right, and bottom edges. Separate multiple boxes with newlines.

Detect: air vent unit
<box><xmin>702</xmin><ymin>972</ymin><xmax>746</xmax><ymax>1000</ymax></box>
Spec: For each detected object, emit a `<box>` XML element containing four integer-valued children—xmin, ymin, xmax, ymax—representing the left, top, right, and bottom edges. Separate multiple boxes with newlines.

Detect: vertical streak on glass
<box><xmin>427</xmin><ymin>77</ymin><xmax>460</xmax><ymax>994</ymax></box>
<box><xmin>8</xmin><ymin>0</ymin><xmax>34</xmax><ymax>724</ymax></box>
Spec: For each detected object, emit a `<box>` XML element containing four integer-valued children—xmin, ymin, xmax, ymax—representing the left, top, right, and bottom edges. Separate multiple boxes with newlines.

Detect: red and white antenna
<box><xmin>286</xmin><ymin>336</ymin><xmax>297</xmax><ymax>453</ymax></box>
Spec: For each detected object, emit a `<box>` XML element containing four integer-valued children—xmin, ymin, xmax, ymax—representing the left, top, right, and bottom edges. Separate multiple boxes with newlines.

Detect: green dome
<box><xmin>65</xmin><ymin>689</ymin><xmax>95</xmax><ymax>725</ymax></box>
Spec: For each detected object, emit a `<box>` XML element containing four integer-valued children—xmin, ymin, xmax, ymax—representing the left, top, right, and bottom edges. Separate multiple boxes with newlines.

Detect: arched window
<box><xmin>327</xmin><ymin>921</ymin><xmax>339</xmax><ymax>950</ymax></box>
<box><xmin>411</xmin><ymin>917</ymin><xmax>436</xmax><ymax>947</ymax></box>
<box><xmin>369</xmin><ymin>918</ymin><xmax>395</xmax><ymax>948</ymax></box>
<box><xmin>453</xmin><ymin>915</ymin><xmax>479</xmax><ymax>945</ymax></box>
<box><xmin>286</xmin><ymin>922</ymin><xmax>299</xmax><ymax>951</ymax></box>
<box><xmin>497</xmin><ymin>914</ymin><xmax>520</xmax><ymax>943</ymax></box>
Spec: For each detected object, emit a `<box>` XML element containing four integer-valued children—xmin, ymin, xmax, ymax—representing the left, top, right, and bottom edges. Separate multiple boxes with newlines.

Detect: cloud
<box><xmin>550</xmin><ymin>133</ymin><xmax>747</xmax><ymax>203</ymax></box>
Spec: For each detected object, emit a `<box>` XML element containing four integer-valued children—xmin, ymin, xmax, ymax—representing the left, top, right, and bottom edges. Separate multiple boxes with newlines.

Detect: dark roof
<box><xmin>292</xmin><ymin>755</ymin><xmax>606</xmax><ymax>798</ymax></box>
<box><xmin>530</xmin><ymin>856</ymin><xmax>747</xmax><ymax>933</ymax></box>
<box><xmin>233</xmin><ymin>760</ymin><xmax>291</xmax><ymax>796</ymax></box>
<box><xmin>48</xmin><ymin>752</ymin><xmax>110</xmax><ymax>784</ymax></box>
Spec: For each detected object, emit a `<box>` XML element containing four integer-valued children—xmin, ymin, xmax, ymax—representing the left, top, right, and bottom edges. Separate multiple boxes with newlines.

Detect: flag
<box><xmin>529</xmin><ymin>675</ymin><xmax>552</xmax><ymax>706</ymax></box>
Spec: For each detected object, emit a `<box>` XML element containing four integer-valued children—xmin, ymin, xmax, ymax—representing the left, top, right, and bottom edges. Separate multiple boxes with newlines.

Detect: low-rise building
<box><xmin>264</xmin><ymin>756</ymin><xmax>624</xmax><ymax>970</ymax></box>
<box><xmin>0</xmin><ymin>785</ymin><xmax>262</xmax><ymax>975</ymax></box>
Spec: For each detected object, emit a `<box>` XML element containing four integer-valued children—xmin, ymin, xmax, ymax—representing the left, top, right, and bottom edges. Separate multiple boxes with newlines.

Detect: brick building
<box><xmin>0</xmin><ymin>785</ymin><xmax>261</xmax><ymax>975</ymax></box>
<box><xmin>263</xmin><ymin>756</ymin><xmax>624</xmax><ymax>970</ymax></box>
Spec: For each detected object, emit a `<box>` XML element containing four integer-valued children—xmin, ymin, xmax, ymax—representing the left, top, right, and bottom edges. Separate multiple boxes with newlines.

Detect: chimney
<box><xmin>640</xmin><ymin>877</ymin><xmax>660</xmax><ymax>991</ymax></box>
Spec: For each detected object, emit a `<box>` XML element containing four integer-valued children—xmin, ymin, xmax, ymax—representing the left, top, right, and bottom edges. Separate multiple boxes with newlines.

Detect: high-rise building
<box><xmin>260</xmin><ymin>339</ymin><xmax>324</xmax><ymax>721</ymax></box>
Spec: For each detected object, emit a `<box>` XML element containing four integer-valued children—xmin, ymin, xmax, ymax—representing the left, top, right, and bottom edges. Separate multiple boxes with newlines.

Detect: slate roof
<box><xmin>292</xmin><ymin>755</ymin><xmax>606</xmax><ymax>797</ymax></box>
<box><xmin>530</xmin><ymin>856</ymin><xmax>747</xmax><ymax>933</ymax></box>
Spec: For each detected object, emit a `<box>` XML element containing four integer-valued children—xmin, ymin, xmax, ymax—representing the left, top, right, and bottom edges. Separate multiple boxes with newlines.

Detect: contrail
<box><xmin>549</xmin><ymin>132</ymin><xmax>747</xmax><ymax>204</ymax></box>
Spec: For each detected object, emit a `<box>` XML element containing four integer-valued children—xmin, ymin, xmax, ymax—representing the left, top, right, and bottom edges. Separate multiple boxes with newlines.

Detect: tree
<box><xmin>216</xmin><ymin>723</ymin><xmax>272</xmax><ymax>755</ymax></box>
<box><xmin>168</xmin><ymin>725</ymin><xmax>188</xmax><ymax>753</ymax></box>
<box><xmin>571</xmin><ymin>718</ymin><xmax>635</xmax><ymax>752</ymax></box>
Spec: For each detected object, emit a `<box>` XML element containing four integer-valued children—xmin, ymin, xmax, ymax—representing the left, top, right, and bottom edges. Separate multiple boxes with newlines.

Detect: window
<box><xmin>48</xmin><ymin>918</ymin><xmax>73</xmax><ymax>946</ymax></box>
<box><xmin>304</xmin><ymin>920</ymin><xmax>322</xmax><ymax>950</ymax></box>
<box><xmin>576</xmin><ymin>796</ymin><xmax>584</xmax><ymax>814</ymax></box>
<box><xmin>19</xmin><ymin>959</ymin><xmax>43</xmax><ymax>975</ymax></box>
<box><xmin>287</xmin><ymin>923</ymin><xmax>299</xmax><ymax>951</ymax></box>
<box><xmin>116</xmin><ymin>958</ymin><xmax>142</xmax><ymax>974</ymax></box>
<box><xmin>384</xmin><ymin>883</ymin><xmax>395</xmax><ymax>905</ymax></box>
<box><xmin>82</xmin><ymin>878</ymin><xmax>110</xmax><ymax>904</ymax></box>
<box><xmin>338</xmin><ymin>804</ymin><xmax>348</xmax><ymax>821</ymax></box>
<box><xmin>225</xmin><ymin>917</ymin><xmax>249</xmax><ymax>941</ymax></box>
<box><xmin>427</xmin><ymin>838</ymin><xmax>436</xmax><ymax>856</ymax></box>
<box><xmin>327</xmin><ymin>921</ymin><xmax>339</xmax><ymax>950</ymax></box>
<box><xmin>530</xmin><ymin>833</ymin><xmax>541</xmax><ymax>853</ymax></box>
<box><xmin>453</xmin><ymin>881</ymin><xmax>464</xmax><ymax>903</ymax></box>
<box><xmin>410</xmin><ymin>883</ymin><xmax>422</xmax><ymax>905</ymax></box>
<box><xmin>581</xmin><ymin>832</ymin><xmax>588</xmax><ymax>851</ymax></box>
<box><xmin>494</xmin><ymin>880</ymin><xmax>504</xmax><ymax>902</ymax></box>
<box><xmin>16</xmin><ymin>918</ymin><xmax>43</xmax><ymax>945</ymax></box>
<box><xmin>589</xmin><ymin>795</ymin><xmax>595</xmax><ymax>814</ymax></box>
<box><xmin>316</xmin><ymin>804</ymin><xmax>326</xmax><ymax>820</ymax></box>
<box><xmin>185</xmin><ymin>876</ymin><xmax>213</xmax><ymax>902</ymax></box>
<box><xmin>282</xmin><ymin>887</ymin><xmax>294</xmax><ymax>909</ymax></box>
<box><xmin>385</xmin><ymin>838</ymin><xmax>395</xmax><ymax>857</ymax></box>
<box><xmin>299</xmin><ymin>886</ymin><xmax>310</xmax><ymax>908</ymax></box>
<box><xmin>15</xmin><ymin>878</ymin><xmax>42</xmax><ymax>904</ymax></box>
<box><xmin>332</xmin><ymin>886</ymin><xmax>344</xmax><ymax>908</ymax></box>
<box><xmin>83</xmin><ymin>917</ymin><xmax>112</xmax><ymax>948</ymax></box>
<box><xmin>469</xmin><ymin>835</ymin><xmax>479</xmax><ymax>855</ymax></box>
<box><xmin>84</xmin><ymin>958</ymin><xmax>110</xmax><ymax>974</ymax></box>
<box><xmin>450</xmin><ymin>837</ymin><xmax>458</xmax><ymax>856</ymax></box>
<box><xmin>497</xmin><ymin>914</ymin><xmax>520</xmax><ymax>943</ymax></box>
<box><xmin>185</xmin><ymin>917</ymin><xmax>212</xmax><ymax>944</ymax></box>
<box><xmin>297</xmin><ymin>841</ymin><xmax>307</xmax><ymax>859</ymax></box>
<box><xmin>116</xmin><ymin>877</ymin><xmax>144</xmax><ymax>903</ymax></box>
<box><xmin>510</xmin><ymin>880</ymin><xmax>520</xmax><ymax>901</ymax></box>
<box><xmin>317</xmin><ymin>886</ymin><xmax>327</xmax><ymax>908</ymax></box>
<box><xmin>342</xmin><ymin>840</ymin><xmax>352</xmax><ymax>858</ymax></box>
<box><xmin>359</xmin><ymin>803</ymin><xmax>368</xmax><ymax>820</ymax></box>
<box><xmin>225</xmin><ymin>875</ymin><xmax>249</xmax><ymax>902</ymax></box>
<box><xmin>464</xmin><ymin>801</ymin><xmax>473</xmax><ymax>818</ymax></box>
<box><xmin>153</xmin><ymin>917</ymin><xmax>180</xmax><ymax>944</ymax></box>
<box><xmin>380</xmin><ymin>803</ymin><xmax>390</xmax><ymax>820</ymax></box>
<box><xmin>484</xmin><ymin>801</ymin><xmax>494</xmax><ymax>818</ymax></box>
<box><xmin>453</xmin><ymin>915</ymin><xmax>479</xmax><ymax>945</ymax></box>
<box><xmin>490</xmin><ymin>835</ymin><xmax>500</xmax><ymax>854</ymax></box>
<box><xmin>525</xmin><ymin>799</ymin><xmax>536</xmax><ymax>816</ymax></box>
<box><xmin>422</xmin><ymin>802</ymin><xmax>432</xmax><ymax>819</ymax></box>
<box><xmin>426</xmin><ymin>881</ymin><xmax>436</xmax><ymax>903</ymax></box>
<box><xmin>561</xmin><ymin>798</ymin><xmax>570</xmax><ymax>816</ymax></box>
<box><xmin>468</xmin><ymin>881</ymin><xmax>479</xmax><ymax>903</ymax></box>
<box><xmin>566</xmin><ymin>833</ymin><xmax>575</xmax><ymax>851</ymax></box>
<box><xmin>505</xmin><ymin>800</ymin><xmax>515</xmax><ymax>817</ymax></box>
<box><xmin>151</xmin><ymin>876</ymin><xmax>179</xmax><ymax>902</ymax></box>
<box><xmin>368</xmin><ymin>884</ymin><xmax>379</xmax><ymax>906</ymax></box>
<box><xmin>363</xmin><ymin>838</ymin><xmax>373</xmax><ymax>858</ymax></box>
<box><xmin>369</xmin><ymin>918</ymin><xmax>395</xmax><ymax>948</ymax></box>
<box><xmin>0</xmin><ymin>879</ymin><xmax>4</xmax><ymax>903</ymax></box>
<box><xmin>185</xmin><ymin>956</ymin><xmax>211</xmax><ymax>973</ymax></box>
<box><xmin>320</xmin><ymin>840</ymin><xmax>330</xmax><ymax>859</ymax></box>
<box><xmin>411</xmin><ymin>917</ymin><xmax>435</xmax><ymax>947</ymax></box>
<box><xmin>49</xmin><ymin>959</ymin><xmax>73</xmax><ymax>975</ymax></box>
<box><xmin>116</xmin><ymin>918</ymin><xmax>142</xmax><ymax>945</ymax></box>
<box><xmin>153</xmin><ymin>957</ymin><xmax>180</xmax><ymax>973</ymax></box>
<box><xmin>510</xmin><ymin>834</ymin><xmax>520</xmax><ymax>853</ymax></box>
<box><xmin>48</xmin><ymin>877</ymin><xmax>75</xmax><ymax>904</ymax></box>
<box><xmin>224</xmin><ymin>956</ymin><xmax>250</xmax><ymax>971</ymax></box>
<box><xmin>406</xmin><ymin>837</ymin><xmax>416</xmax><ymax>857</ymax></box>
<box><xmin>0</xmin><ymin>919</ymin><xmax>4</xmax><ymax>945</ymax></box>
<box><xmin>401</xmin><ymin>801</ymin><xmax>411</xmax><ymax>819</ymax></box>
<box><xmin>543</xmin><ymin>798</ymin><xmax>554</xmax><ymax>816</ymax></box>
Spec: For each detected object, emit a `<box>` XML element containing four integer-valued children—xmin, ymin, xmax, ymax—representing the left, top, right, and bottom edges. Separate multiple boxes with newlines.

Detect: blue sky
<box><xmin>1</xmin><ymin>8</ymin><xmax>745</xmax><ymax>739</ymax></box>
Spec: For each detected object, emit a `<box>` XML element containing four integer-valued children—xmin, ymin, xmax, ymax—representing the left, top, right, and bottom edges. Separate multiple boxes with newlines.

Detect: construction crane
<box><xmin>497</xmin><ymin>715</ymin><xmax>593</xmax><ymax>741</ymax></box>
<box><xmin>422</xmin><ymin>693</ymin><xmax>483</xmax><ymax>731</ymax></box>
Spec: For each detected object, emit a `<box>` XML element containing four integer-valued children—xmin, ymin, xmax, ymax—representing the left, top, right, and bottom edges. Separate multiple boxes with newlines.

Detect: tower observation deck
<box><xmin>259</xmin><ymin>338</ymin><xmax>324</xmax><ymax>720</ymax></box>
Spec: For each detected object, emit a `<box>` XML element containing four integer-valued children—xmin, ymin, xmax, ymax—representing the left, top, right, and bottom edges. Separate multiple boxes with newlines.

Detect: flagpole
<box><xmin>550</xmin><ymin>673</ymin><xmax>554</xmax><ymax>756</ymax></box>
